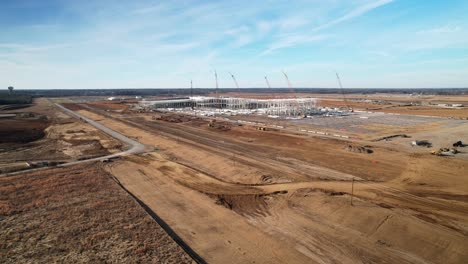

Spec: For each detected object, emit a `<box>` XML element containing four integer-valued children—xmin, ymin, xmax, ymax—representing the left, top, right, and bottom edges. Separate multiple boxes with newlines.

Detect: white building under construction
<box><xmin>139</xmin><ymin>96</ymin><xmax>320</xmax><ymax>117</ymax></box>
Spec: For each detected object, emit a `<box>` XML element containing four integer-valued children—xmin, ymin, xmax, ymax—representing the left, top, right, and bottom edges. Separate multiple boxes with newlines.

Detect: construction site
<box><xmin>3</xmin><ymin>0</ymin><xmax>468</xmax><ymax>261</ymax></box>
<box><xmin>1</xmin><ymin>88</ymin><xmax>468</xmax><ymax>263</ymax></box>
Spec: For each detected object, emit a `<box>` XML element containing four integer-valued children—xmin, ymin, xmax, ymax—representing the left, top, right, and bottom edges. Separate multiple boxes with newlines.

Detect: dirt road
<box><xmin>55</xmin><ymin>103</ymin><xmax>146</xmax><ymax>156</ymax></box>
<box><xmin>1</xmin><ymin>104</ymin><xmax>146</xmax><ymax>177</ymax></box>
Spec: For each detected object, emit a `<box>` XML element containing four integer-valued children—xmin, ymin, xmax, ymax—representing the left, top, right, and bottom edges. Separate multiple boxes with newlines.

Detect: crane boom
<box><xmin>214</xmin><ymin>70</ymin><xmax>219</xmax><ymax>96</ymax></box>
<box><xmin>282</xmin><ymin>70</ymin><xmax>295</xmax><ymax>98</ymax></box>
<box><xmin>190</xmin><ymin>80</ymin><xmax>193</xmax><ymax>97</ymax></box>
<box><xmin>335</xmin><ymin>72</ymin><xmax>352</xmax><ymax>112</ymax></box>
<box><xmin>265</xmin><ymin>76</ymin><xmax>271</xmax><ymax>89</ymax></box>
<box><xmin>282</xmin><ymin>70</ymin><xmax>293</xmax><ymax>89</ymax></box>
<box><xmin>229</xmin><ymin>72</ymin><xmax>240</xmax><ymax>89</ymax></box>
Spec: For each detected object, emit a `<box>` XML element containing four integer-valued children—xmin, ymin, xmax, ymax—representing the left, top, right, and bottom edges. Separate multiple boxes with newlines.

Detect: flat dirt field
<box><xmin>68</xmin><ymin>94</ymin><xmax>468</xmax><ymax>264</ymax></box>
<box><xmin>0</xmin><ymin>99</ymin><xmax>122</xmax><ymax>173</ymax></box>
<box><xmin>315</xmin><ymin>94</ymin><xmax>468</xmax><ymax>118</ymax></box>
<box><xmin>0</xmin><ymin>164</ymin><xmax>192</xmax><ymax>263</ymax></box>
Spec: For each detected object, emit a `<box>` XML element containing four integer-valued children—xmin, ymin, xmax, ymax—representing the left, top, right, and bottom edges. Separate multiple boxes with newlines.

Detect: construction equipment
<box><xmin>431</xmin><ymin>148</ymin><xmax>458</xmax><ymax>156</ymax></box>
<box><xmin>453</xmin><ymin>141</ymin><xmax>464</xmax><ymax>147</ymax></box>
<box><xmin>208</xmin><ymin>119</ymin><xmax>231</xmax><ymax>131</ymax></box>
<box><xmin>282</xmin><ymin>70</ymin><xmax>293</xmax><ymax>92</ymax></box>
<box><xmin>335</xmin><ymin>72</ymin><xmax>353</xmax><ymax>112</ymax></box>
<box><xmin>229</xmin><ymin>72</ymin><xmax>240</xmax><ymax>89</ymax></box>
<box><xmin>265</xmin><ymin>76</ymin><xmax>271</xmax><ymax>89</ymax></box>
<box><xmin>282</xmin><ymin>70</ymin><xmax>300</xmax><ymax>116</ymax></box>
<box><xmin>214</xmin><ymin>70</ymin><xmax>219</xmax><ymax>96</ymax></box>
<box><xmin>411</xmin><ymin>140</ymin><xmax>432</xmax><ymax>147</ymax></box>
<box><xmin>190</xmin><ymin>80</ymin><xmax>193</xmax><ymax>97</ymax></box>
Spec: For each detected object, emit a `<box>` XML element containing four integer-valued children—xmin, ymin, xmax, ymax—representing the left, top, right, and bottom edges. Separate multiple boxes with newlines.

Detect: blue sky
<box><xmin>1</xmin><ymin>0</ymin><xmax>467</xmax><ymax>89</ymax></box>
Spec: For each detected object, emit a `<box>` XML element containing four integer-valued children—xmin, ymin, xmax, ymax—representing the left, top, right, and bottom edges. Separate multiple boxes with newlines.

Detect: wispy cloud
<box><xmin>1</xmin><ymin>0</ymin><xmax>467</xmax><ymax>89</ymax></box>
<box><xmin>131</xmin><ymin>3</ymin><xmax>166</xmax><ymax>15</ymax></box>
<box><xmin>313</xmin><ymin>0</ymin><xmax>394</xmax><ymax>31</ymax></box>
<box><xmin>368</xmin><ymin>50</ymin><xmax>391</xmax><ymax>57</ymax></box>
<box><xmin>260</xmin><ymin>34</ymin><xmax>331</xmax><ymax>56</ymax></box>
<box><xmin>417</xmin><ymin>25</ymin><xmax>462</xmax><ymax>35</ymax></box>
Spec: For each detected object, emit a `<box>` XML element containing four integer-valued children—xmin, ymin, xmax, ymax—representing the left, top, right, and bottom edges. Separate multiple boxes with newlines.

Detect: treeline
<box><xmin>0</xmin><ymin>93</ymin><xmax>33</xmax><ymax>104</ymax></box>
<box><xmin>8</xmin><ymin>87</ymin><xmax>468</xmax><ymax>97</ymax></box>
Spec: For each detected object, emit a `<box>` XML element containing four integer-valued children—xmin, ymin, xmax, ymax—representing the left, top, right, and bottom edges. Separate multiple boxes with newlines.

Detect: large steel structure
<box><xmin>140</xmin><ymin>96</ymin><xmax>319</xmax><ymax>117</ymax></box>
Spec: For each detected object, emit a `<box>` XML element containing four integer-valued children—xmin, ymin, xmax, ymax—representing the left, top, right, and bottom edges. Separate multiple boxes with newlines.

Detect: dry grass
<box><xmin>0</xmin><ymin>164</ymin><xmax>192</xmax><ymax>263</ymax></box>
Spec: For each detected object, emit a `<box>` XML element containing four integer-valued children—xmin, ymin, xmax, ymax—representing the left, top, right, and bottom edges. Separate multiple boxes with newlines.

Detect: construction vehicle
<box><xmin>208</xmin><ymin>120</ymin><xmax>231</xmax><ymax>131</ymax></box>
<box><xmin>411</xmin><ymin>140</ymin><xmax>432</xmax><ymax>147</ymax></box>
<box><xmin>431</xmin><ymin>148</ymin><xmax>458</xmax><ymax>156</ymax></box>
<box><xmin>255</xmin><ymin>126</ymin><xmax>278</xmax><ymax>132</ymax></box>
<box><xmin>453</xmin><ymin>141</ymin><xmax>464</xmax><ymax>147</ymax></box>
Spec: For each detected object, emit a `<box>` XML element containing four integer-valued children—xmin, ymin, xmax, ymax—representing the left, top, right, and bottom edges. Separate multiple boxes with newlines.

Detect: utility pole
<box><xmin>350</xmin><ymin>177</ymin><xmax>355</xmax><ymax>206</ymax></box>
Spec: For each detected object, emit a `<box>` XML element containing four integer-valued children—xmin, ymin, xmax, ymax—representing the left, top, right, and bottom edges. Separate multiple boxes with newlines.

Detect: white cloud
<box><xmin>277</xmin><ymin>16</ymin><xmax>309</xmax><ymax>30</ymax></box>
<box><xmin>313</xmin><ymin>0</ymin><xmax>394</xmax><ymax>31</ymax></box>
<box><xmin>417</xmin><ymin>25</ymin><xmax>462</xmax><ymax>35</ymax></box>
<box><xmin>256</xmin><ymin>20</ymin><xmax>273</xmax><ymax>35</ymax></box>
<box><xmin>260</xmin><ymin>34</ymin><xmax>330</xmax><ymax>56</ymax></box>
<box><xmin>131</xmin><ymin>3</ymin><xmax>165</xmax><ymax>15</ymax></box>
<box><xmin>368</xmin><ymin>50</ymin><xmax>391</xmax><ymax>57</ymax></box>
<box><xmin>2</xmin><ymin>0</ymin><xmax>467</xmax><ymax>89</ymax></box>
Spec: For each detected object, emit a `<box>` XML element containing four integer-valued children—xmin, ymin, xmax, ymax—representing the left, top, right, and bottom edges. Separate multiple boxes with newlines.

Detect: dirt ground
<box><xmin>0</xmin><ymin>164</ymin><xmax>192</xmax><ymax>263</ymax></box>
<box><xmin>84</xmin><ymin>102</ymin><xmax>129</xmax><ymax>111</ymax></box>
<box><xmin>316</xmin><ymin>96</ymin><xmax>468</xmax><ymax>118</ymax></box>
<box><xmin>72</xmin><ymin>101</ymin><xmax>468</xmax><ymax>264</ymax></box>
<box><xmin>2</xmin><ymin>94</ymin><xmax>467</xmax><ymax>263</ymax></box>
<box><xmin>0</xmin><ymin>99</ymin><xmax>122</xmax><ymax>173</ymax></box>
